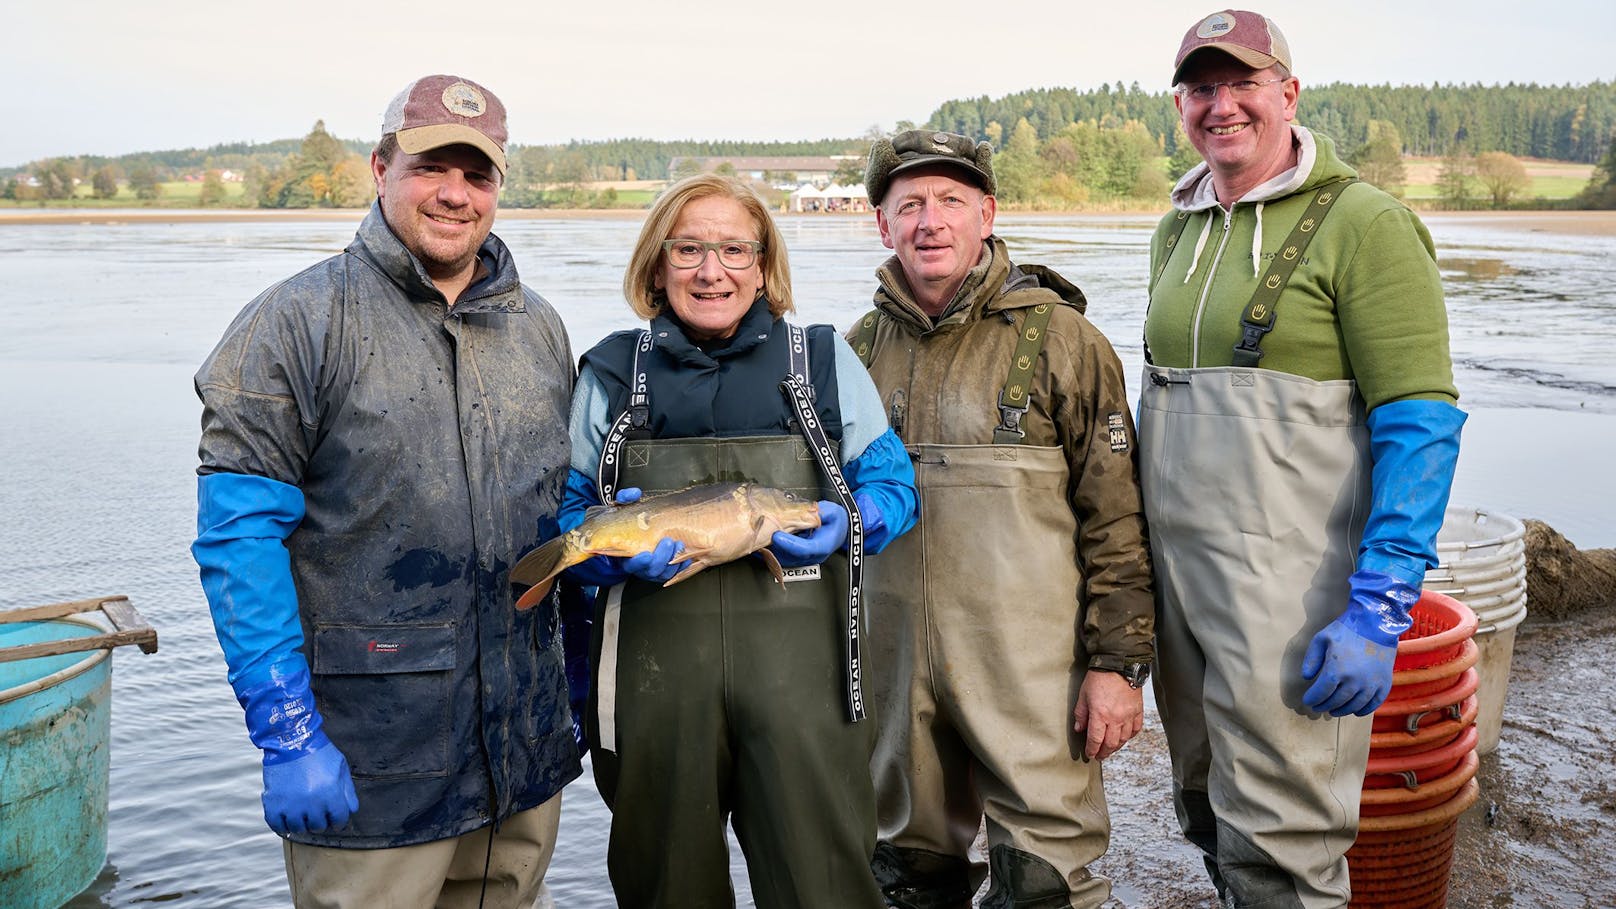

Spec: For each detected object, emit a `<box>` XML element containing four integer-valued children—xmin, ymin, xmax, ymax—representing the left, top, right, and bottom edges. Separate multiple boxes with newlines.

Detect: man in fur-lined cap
<box><xmin>846</xmin><ymin>130</ymin><xmax>1155</xmax><ymax>908</ymax></box>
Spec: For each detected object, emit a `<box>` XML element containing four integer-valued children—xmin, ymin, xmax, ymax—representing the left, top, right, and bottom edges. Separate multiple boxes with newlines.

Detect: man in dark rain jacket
<box><xmin>191</xmin><ymin>74</ymin><xmax>579</xmax><ymax>907</ymax></box>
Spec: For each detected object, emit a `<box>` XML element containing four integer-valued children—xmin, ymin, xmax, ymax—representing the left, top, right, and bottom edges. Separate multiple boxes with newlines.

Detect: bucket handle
<box><xmin>0</xmin><ymin>595</ymin><xmax>159</xmax><ymax>664</ymax></box>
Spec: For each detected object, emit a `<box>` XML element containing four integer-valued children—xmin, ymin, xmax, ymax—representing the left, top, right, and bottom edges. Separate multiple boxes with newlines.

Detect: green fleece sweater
<box><xmin>1145</xmin><ymin>127</ymin><xmax>1457</xmax><ymax>409</ymax></box>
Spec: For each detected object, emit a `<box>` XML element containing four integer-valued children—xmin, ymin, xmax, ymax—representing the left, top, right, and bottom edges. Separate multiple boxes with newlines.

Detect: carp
<box><xmin>511</xmin><ymin>482</ymin><xmax>823</xmax><ymax>610</ymax></box>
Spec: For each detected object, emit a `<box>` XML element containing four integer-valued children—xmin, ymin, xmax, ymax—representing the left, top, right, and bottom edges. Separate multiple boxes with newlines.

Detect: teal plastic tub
<box><xmin>0</xmin><ymin>616</ymin><xmax>112</xmax><ymax>909</ymax></box>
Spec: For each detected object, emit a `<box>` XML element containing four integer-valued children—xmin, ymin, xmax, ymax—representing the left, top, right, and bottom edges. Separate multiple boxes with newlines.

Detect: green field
<box><xmin>0</xmin><ymin>180</ymin><xmax>250</xmax><ymax>208</ymax></box>
<box><xmin>1403</xmin><ymin>158</ymin><xmax>1594</xmax><ymax>201</ymax></box>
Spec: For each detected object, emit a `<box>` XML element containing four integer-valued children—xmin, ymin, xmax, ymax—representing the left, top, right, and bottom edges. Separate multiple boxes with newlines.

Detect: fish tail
<box><xmin>510</xmin><ymin>536</ymin><xmax>575</xmax><ymax>611</ymax></box>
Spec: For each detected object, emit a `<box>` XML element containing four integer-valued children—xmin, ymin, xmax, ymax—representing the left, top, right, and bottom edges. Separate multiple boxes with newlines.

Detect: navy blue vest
<box><xmin>581</xmin><ymin>298</ymin><xmax>843</xmax><ymax>446</ymax></box>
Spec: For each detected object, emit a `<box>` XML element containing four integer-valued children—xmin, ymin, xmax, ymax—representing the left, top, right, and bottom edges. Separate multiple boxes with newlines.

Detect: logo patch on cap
<box><xmin>1197</xmin><ymin>13</ymin><xmax>1235</xmax><ymax>38</ymax></box>
<box><xmin>441</xmin><ymin>82</ymin><xmax>487</xmax><ymax>119</ymax></box>
<box><xmin>933</xmin><ymin>133</ymin><xmax>952</xmax><ymax>145</ymax></box>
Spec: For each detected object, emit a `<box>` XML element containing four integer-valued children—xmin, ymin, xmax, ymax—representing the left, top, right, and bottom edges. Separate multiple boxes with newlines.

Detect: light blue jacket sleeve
<box><xmin>834</xmin><ymin>335</ymin><xmax>918</xmax><ymax>553</ymax></box>
<box><xmin>1358</xmin><ymin>399</ymin><xmax>1467</xmax><ymax>586</ymax></box>
<box><xmin>192</xmin><ymin>471</ymin><xmax>309</xmax><ymax>690</ymax></box>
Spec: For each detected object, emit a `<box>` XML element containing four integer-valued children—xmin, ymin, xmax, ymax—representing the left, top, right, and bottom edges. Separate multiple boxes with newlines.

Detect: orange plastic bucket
<box><xmin>1392</xmin><ymin>590</ymin><xmax>1478</xmax><ymax>670</ymax></box>
<box><xmin>1369</xmin><ymin>695</ymin><xmax>1477</xmax><ymax>751</ymax></box>
<box><xmin>1360</xmin><ymin>750</ymin><xmax>1479</xmax><ymax>816</ymax></box>
<box><xmin>1388</xmin><ymin>637</ymin><xmax>1479</xmax><ymax>699</ymax></box>
<box><xmin>1364</xmin><ymin>725</ymin><xmax>1479</xmax><ymax>789</ymax></box>
<box><xmin>1372</xmin><ymin>668</ymin><xmax>1479</xmax><ymax>735</ymax></box>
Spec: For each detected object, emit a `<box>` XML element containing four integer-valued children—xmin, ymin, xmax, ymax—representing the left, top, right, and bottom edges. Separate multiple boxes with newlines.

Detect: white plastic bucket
<box><xmin>1473</xmin><ymin>605</ymin><xmax>1529</xmax><ymax>755</ymax></box>
<box><xmin>1435</xmin><ymin>505</ymin><xmax>1526</xmax><ymax>559</ymax></box>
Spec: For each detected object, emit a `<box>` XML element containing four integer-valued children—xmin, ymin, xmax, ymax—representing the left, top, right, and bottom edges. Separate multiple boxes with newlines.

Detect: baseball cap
<box><xmin>381</xmin><ymin>75</ymin><xmax>508</xmax><ymax>175</ymax></box>
<box><xmin>1173</xmin><ymin>10</ymin><xmax>1292</xmax><ymax>85</ymax></box>
<box><xmin>864</xmin><ymin>129</ymin><xmax>996</xmax><ymax>206</ymax></box>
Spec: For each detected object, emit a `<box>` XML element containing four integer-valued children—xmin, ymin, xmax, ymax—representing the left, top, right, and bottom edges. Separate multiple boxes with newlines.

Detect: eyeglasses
<box><xmin>1174</xmin><ymin>78</ymin><xmax>1287</xmax><ymax>102</ymax></box>
<box><xmin>661</xmin><ymin>239</ymin><xmax>763</xmax><ymax>269</ymax></box>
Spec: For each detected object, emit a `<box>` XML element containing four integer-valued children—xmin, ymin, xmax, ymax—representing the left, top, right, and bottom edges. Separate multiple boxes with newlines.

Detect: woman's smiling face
<box><xmin>656</xmin><ymin>195</ymin><xmax>765</xmax><ymax>341</ymax></box>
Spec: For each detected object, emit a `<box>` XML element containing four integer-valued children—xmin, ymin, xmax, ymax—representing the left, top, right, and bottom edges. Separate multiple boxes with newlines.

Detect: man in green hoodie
<box><xmin>1140</xmin><ymin>10</ymin><xmax>1466</xmax><ymax>908</ymax></box>
<box><xmin>849</xmin><ymin>130</ymin><xmax>1155</xmax><ymax>908</ymax></box>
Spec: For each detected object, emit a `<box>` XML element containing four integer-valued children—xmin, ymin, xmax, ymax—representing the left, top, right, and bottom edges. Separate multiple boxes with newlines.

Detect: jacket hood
<box><xmin>1169</xmin><ymin>126</ymin><xmax>1358</xmax><ymax>213</ymax></box>
<box><xmin>874</xmin><ymin>236</ymin><xmax>1086</xmax><ymax>333</ymax></box>
<box><xmin>349</xmin><ymin>202</ymin><xmax>525</xmax><ymax>315</ymax></box>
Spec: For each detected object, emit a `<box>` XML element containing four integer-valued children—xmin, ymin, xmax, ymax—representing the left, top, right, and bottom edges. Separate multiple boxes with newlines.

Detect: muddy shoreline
<box><xmin>1094</xmin><ymin>534</ymin><xmax>1616</xmax><ymax>907</ymax></box>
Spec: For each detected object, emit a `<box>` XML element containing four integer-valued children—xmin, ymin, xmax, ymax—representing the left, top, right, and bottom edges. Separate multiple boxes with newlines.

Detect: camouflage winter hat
<box><xmin>865</xmin><ymin>129</ymin><xmax>996</xmax><ymax>206</ymax></box>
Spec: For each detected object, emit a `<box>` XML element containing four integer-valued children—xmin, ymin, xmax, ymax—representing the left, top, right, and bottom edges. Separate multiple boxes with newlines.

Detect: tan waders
<box><xmin>865</xmin><ymin>442</ymin><xmax>1112</xmax><ymax>909</ymax></box>
<box><xmin>282</xmin><ymin>796</ymin><xmax>561</xmax><ymax>909</ymax></box>
<box><xmin>1138</xmin><ymin>365</ymin><xmax>1372</xmax><ymax>908</ymax></box>
<box><xmin>588</xmin><ymin>436</ymin><xmax>883</xmax><ymax>909</ymax></box>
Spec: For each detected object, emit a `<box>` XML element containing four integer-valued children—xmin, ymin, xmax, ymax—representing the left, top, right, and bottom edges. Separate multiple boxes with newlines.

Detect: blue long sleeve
<box><xmin>1358</xmin><ymin>399</ymin><xmax>1467</xmax><ymax>586</ymax></box>
<box><xmin>193</xmin><ymin>472</ymin><xmax>308</xmax><ymax>689</ymax></box>
<box><xmin>843</xmin><ymin>428</ymin><xmax>918</xmax><ymax>553</ymax></box>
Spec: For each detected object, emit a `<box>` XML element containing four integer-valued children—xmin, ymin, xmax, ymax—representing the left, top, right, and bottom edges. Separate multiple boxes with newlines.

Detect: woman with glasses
<box><xmin>553</xmin><ymin>173</ymin><xmax>916</xmax><ymax>907</ymax></box>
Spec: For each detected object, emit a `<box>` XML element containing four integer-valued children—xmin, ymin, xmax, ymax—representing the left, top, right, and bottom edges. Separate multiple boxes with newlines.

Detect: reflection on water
<box><xmin>1</xmin><ymin>213</ymin><xmax>1611</xmax><ymax>908</ymax></box>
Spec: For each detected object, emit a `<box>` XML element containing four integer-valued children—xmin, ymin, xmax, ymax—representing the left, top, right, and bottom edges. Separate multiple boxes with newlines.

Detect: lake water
<box><xmin>1</xmin><ymin>211</ymin><xmax>1612</xmax><ymax>908</ymax></box>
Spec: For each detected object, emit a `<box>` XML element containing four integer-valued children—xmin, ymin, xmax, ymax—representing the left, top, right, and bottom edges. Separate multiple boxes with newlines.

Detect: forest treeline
<box><xmin>930</xmin><ymin>80</ymin><xmax>1616</xmax><ymax>163</ymax></box>
<box><xmin>6</xmin><ymin>81</ymin><xmax>1616</xmax><ymax>209</ymax></box>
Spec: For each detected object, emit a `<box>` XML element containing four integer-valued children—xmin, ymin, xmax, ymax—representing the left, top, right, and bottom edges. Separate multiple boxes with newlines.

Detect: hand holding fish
<box><xmin>511</xmin><ymin>482</ymin><xmax>824</xmax><ymax>610</ymax></box>
<box><xmin>768</xmin><ymin>501</ymin><xmax>849</xmax><ymax>568</ymax></box>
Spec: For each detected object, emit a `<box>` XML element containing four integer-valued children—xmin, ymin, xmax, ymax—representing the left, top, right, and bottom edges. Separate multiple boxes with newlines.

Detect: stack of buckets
<box><xmin>1422</xmin><ymin>505</ymin><xmax>1528</xmax><ymax>755</ymax></box>
<box><xmin>1346</xmin><ymin>589</ymin><xmax>1480</xmax><ymax>907</ymax></box>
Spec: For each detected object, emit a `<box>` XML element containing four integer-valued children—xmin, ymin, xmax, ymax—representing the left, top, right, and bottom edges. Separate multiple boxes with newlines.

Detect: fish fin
<box><xmin>664</xmin><ymin>561</ymin><xmax>709</xmax><ymax>586</ymax></box>
<box><xmin>756</xmin><ymin>547</ymin><xmax>786</xmax><ymax>586</ymax></box>
<box><xmin>582</xmin><ymin>504</ymin><xmax>614</xmax><ymax>520</ymax></box>
<box><xmin>514</xmin><ymin>577</ymin><xmax>557</xmax><ymax>611</ymax></box>
<box><xmin>510</xmin><ymin>536</ymin><xmax>578</xmax><ymax>610</ymax></box>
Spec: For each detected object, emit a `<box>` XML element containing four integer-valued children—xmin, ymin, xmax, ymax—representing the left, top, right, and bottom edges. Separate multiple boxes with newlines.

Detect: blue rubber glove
<box><xmin>853</xmin><ymin>492</ymin><xmax>885</xmax><ymax>548</ymax></box>
<box><xmin>1360</xmin><ymin>399</ymin><xmax>1466</xmax><ymax>586</ymax></box>
<box><xmin>624</xmin><ymin>537</ymin><xmax>689</xmax><ymax>584</ymax></box>
<box><xmin>1300</xmin><ymin>570</ymin><xmax>1418</xmax><ymax>717</ymax></box>
<box><xmin>238</xmin><ymin>664</ymin><xmax>359</xmax><ymax>835</ymax></box>
<box><xmin>769</xmin><ymin>501</ymin><xmax>849</xmax><ymax>568</ymax></box>
<box><xmin>561</xmin><ymin>484</ymin><xmax>643</xmax><ymax>588</ymax></box>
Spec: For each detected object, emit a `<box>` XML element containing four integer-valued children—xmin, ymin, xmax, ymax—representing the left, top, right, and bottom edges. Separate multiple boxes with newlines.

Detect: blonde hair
<box><xmin>623</xmin><ymin>174</ymin><xmax>794</xmax><ymax>320</ymax></box>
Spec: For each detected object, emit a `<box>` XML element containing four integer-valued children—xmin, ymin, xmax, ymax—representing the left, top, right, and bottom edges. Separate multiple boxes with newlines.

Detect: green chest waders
<box><xmin>585</xmin><ymin>330</ymin><xmax>883</xmax><ymax>909</ymax></box>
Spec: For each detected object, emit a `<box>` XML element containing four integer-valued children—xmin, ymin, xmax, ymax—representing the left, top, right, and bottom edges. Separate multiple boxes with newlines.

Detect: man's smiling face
<box><xmin>372</xmin><ymin>143</ymin><xmax>500</xmax><ymax>284</ymax></box>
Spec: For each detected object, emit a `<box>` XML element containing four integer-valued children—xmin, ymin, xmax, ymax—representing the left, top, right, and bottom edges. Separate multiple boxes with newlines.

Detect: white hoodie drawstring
<box><xmin>1251</xmin><ymin>201</ymin><xmax>1266</xmax><ymax>275</ymax></box>
<box><xmin>1182</xmin><ymin>215</ymin><xmax>1215</xmax><ymax>284</ymax></box>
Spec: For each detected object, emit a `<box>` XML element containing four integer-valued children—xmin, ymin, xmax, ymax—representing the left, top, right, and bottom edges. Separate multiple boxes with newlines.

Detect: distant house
<box><xmin>668</xmin><ymin>155</ymin><xmax>863</xmax><ymax>187</ymax></box>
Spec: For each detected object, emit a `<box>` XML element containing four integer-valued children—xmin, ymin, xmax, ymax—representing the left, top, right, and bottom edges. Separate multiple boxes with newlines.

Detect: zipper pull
<box><xmin>1150</xmin><ymin>373</ymin><xmax>1190</xmax><ymax>387</ymax></box>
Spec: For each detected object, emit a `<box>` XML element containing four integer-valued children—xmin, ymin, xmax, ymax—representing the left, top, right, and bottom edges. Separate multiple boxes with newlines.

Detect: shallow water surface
<box><xmin>0</xmin><ymin>212</ymin><xmax>1610</xmax><ymax>907</ymax></box>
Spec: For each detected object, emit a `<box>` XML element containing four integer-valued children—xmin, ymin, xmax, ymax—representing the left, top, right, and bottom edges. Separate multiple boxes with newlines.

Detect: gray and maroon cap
<box><xmin>1173</xmin><ymin>10</ymin><xmax>1292</xmax><ymax>84</ymax></box>
<box><xmin>381</xmin><ymin>74</ymin><xmax>508</xmax><ymax>175</ymax></box>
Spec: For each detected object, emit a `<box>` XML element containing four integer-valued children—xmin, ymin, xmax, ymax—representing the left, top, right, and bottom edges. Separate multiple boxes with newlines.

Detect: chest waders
<box><xmin>586</xmin><ymin>328</ymin><xmax>883</xmax><ymax>909</ymax></box>
<box><xmin>1140</xmin><ymin>182</ymin><xmax>1370</xmax><ymax>909</ymax></box>
<box><xmin>858</xmin><ymin>304</ymin><xmax>1113</xmax><ymax>909</ymax></box>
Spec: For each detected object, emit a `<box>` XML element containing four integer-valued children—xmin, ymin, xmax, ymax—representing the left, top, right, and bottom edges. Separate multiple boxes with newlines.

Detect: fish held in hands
<box><xmin>511</xmin><ymin>482</ymin><xmax>823</xmax><ymax>610</ymax></box>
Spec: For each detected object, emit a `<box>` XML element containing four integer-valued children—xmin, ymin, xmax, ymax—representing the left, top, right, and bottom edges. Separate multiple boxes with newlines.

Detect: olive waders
<box><xmin>586</xmin><ymin>434</ymin><xmax>882</xmax><ymax>909</ymax></box>
<box><xmin>865</xmin><ymin>441</ymin><xmax>1112</xmax><ymax>909</ymax></box>
<box><xmin>1138</xmin><ymin>364</ymin><xmax>1372</xmax><ymax>908</ymax></box>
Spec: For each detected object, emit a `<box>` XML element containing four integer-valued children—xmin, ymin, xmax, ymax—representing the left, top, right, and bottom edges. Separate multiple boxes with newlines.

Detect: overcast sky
<box><xmin>7</xmin><ymin>0</ymin><xmax>1613</xmax><ymax>167</ymax></box>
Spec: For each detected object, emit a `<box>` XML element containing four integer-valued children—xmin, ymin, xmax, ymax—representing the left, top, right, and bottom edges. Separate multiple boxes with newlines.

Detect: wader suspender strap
<box><xmin>780</xmin><ymin>367</ymin><xmax>867</xmax><ymax>724</ymax></box>
<box><xmin>1231</xmin><ymin>177</ymin><xmax>1356</xmax><ymax>368</ymax></box>
<box><xmin>850</xmin><ymin>309</ymin><xmax>879</xmax><ymax>368</ymax></box>
<box><xmin>1143</xmin><ymin>210</ymin><xmax>1195</xmax><ymax>365</ymax></box>
<box><xmin>993</xmin><ymin>301</ymin><xmax>1057</xmax><ymax>444</ymax></box>
<box><xmin>598</xmin><ymin>330</ymin><xmax>656</xmax><ymax>504</ymax></box>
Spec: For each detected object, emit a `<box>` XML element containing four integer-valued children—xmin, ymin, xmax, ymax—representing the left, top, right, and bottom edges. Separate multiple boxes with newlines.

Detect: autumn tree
<box><xmin>91</xmin><ymin>165</ymin><xmax>122</xmax><ymax>199</ymax></box>
<box><xmin>1474</xmin><ymin>151</ymin><xmax>1530</xmax><ymax>207</ymax></box>
<box><xmin>198</xmin><ymin>169</ymin><xmax>227</xmax><ymax>206</ymax></box>
<box><xmin>1351</xmin><ymin>120</ymin><xmax>1407</xmax><ymax>198</ymax></box>
<box><xmin>1436</xmin><ymin>145</ymin><xmax>1476</xmax><ymax>208</ymax></box>
<box><xmin>128</xmin><ymin>164</ymin><xmax>163</xmax><ymax>200</ymax></box>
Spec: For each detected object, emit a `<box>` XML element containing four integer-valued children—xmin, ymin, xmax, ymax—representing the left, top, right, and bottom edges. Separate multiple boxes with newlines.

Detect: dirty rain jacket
<box><xmin>194</xmin><ymin>202</ymin><xmax>581</xmax><ymax>848</ymax></box>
